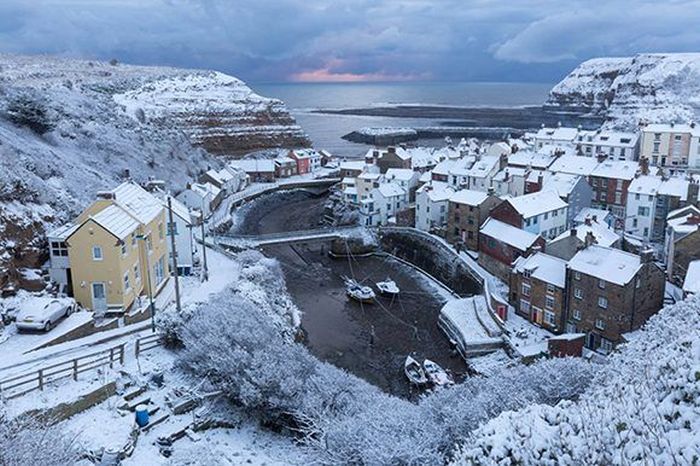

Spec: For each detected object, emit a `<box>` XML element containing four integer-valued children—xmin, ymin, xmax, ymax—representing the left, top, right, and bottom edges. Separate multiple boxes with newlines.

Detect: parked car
<box><xmin>16</xmin><ymin>298</ymin><xmax>76</xmax><ymax>332</ymax></box>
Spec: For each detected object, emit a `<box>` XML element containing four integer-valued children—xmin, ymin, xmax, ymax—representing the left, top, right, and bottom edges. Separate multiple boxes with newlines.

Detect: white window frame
<box><xmin>522</xmin><ymin>283</ymin><xmax>531</xmax><ymax>297</ymax></box>
<box><xmin>134</xmin><ymin>263</ymin><xmax>141</xmax><ymax>283</ymax></box>
<box><xmin>544</xmin><ymin>310</ymin><xmax>556</xmax><ymax>326</ymax></box>
<box><xmin>595</xmin><ymin>318</ymin><xmax>606</xmax><ymax>330</ymax></box>
<box><xmin>574</xmin><ymin>287</ymin><xmax>583</xmax><ymax>299</ymax></box>
<box><xmin>573</xmin><ymin>309</ymin><xmax>581</xmax><ymax>321</ymax></box>
<box><xmin>92</xmin><ymin>245</ymin><xmax>103</xmax><ymax>261</ymax></box>
<box><xmin>123</xmin><ymin>271</ymin><xmax>131</xmax><ymax>292</ymax></box>
<box><xmin>598</xmin><ymin>296</ymin><xmax>608</xmax><ymax>309</ymax></box>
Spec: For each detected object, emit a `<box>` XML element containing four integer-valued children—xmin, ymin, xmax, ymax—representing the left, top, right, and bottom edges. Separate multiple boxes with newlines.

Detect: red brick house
<box><xmin>478</xmin><ymin>217</ymin><xmax>546</xmax><ymax>281</ymax></box>
<box><xmin>510</xmin><ymin>252</ymin><xmax>567</xmax><ymax>331</ymax></box>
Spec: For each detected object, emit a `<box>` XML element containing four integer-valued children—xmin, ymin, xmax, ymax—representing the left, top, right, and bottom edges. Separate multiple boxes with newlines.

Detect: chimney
<box><xmin>584</xmin><ymin>231</ymin><xmax>597</xmax><ymax>248</ymax></box>
<box><xmin>688</xmin><ymin>181</ymin><xmax>699</xmax><ymax>205</ymax></box>
<box><xmin>591</xmin><ymin>214</ymin><xmax>598</xmax><ymax>223</ymax></box>
<box><xmin>504</xmin><ymin>168</ymin><xmax>510</xmax><ymax>181</ymax></box>
<box><xmin>691</xmin><ymin>121</ymin><xmax>696</xmax><ymax>129</ymax></box>
<box><xmin>596</xmin><ymin>153</ymin><xmax>608</xmax><ymax>163</ymax></box>
<box><xmin>124</xmin><ymin>168</ymin><xmax>131</xmax><ymax>179</ymax></box>
<box><xmin>388</xmin><ymin>146</ymin><xmax>396</xmax><ymax>154</ymax></box>
<box><xmin>570</xmin><ymin>228</ymin><xmax>577</xmax><ymax>237</ymax></box>
<box><xmin>584</xmin><ymin>217</ymin><xmax>592</xmax><ymax>226</ymax></box>
<box><xmin>96</xmin><ymin>191</ymin><xmax>115</xmax><ymax>200</ymax></box>
<box><xmin>640</xmin><ymin>248</ymin><xmax>654</xmax><ymax>263</ymax></box>
<box><xmin>487</xmin><ymin>186</ymin><xmax>495</xmax><ymax>196</ymax></box>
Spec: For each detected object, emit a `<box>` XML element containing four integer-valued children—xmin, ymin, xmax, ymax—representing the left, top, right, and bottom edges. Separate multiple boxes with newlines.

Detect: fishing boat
<box><xmin>343</xmin><ymin>277</ymin><xmax>376</xmax><ymax>303</ymax></box>
<box><xmin>376</xmin><ymin>278</ymin><xmax>400</xmax><ymax>296</ymax></box>
<box><xmin>404</xmin><ymin>355</ymin><xmax>429</xmax><ymax>385</ymax></box>
<box><xmin>423</xmin><ymin>359</ymin><xmax>454</xmax><ymax>386</ymax></box>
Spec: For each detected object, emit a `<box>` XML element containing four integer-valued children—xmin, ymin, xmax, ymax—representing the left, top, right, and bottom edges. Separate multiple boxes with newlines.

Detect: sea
<box><xmin>250</xmin><ymin>82</ymin><xmax>553</xmax><ymax>157</ymax></box>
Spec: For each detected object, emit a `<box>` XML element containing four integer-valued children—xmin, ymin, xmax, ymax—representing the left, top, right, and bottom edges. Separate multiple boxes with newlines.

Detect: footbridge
<box><xmin>212</xmin><ymin>226</ymin><xmax>366</xmax><ymax>249</ymax></box>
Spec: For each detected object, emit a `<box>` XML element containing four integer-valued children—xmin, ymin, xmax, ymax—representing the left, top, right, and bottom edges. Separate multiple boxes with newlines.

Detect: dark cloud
<box><xmin>0</xmin><ymin>0</ymin><xmax>698</xmax><ymax>82</ymax></box>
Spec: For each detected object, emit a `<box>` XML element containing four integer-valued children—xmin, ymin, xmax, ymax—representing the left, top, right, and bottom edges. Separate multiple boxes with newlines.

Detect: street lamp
<box><xmin>136</xmin><ymin>234</ymin><xmax>156</xmax><ymax>332</ymax></box>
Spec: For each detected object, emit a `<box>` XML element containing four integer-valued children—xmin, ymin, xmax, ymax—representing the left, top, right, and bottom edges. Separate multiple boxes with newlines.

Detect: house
<box><xmin>341</xmin><ymin>177</ymin><xmax>358</xmax><ymax>205</ymax></box>
<box><xmin>491</xmin><ymin>167</ymin><xmax>528</xmax><ymax>197</ymax></box>
<box><xmin>548</xmin><ymin>154</ymin><xmax>600</xmax><ymax>178</ymax></box>
<box><xmin>478</xmin><ymin>218</ymin><xmax>545</xmax><ymax>281</ymax></box>
<box><xmin>288</xmin><ymin>149</ymin><xmax>322</xmax><ymax>174</ymax></box>
<box><xmin>415</xmin><ymin>182</ymin><xmax>454</xmax><ymax>233</ymax></box>
<box><xmin>541</xmin><ymin>173</ymin><xmax>593</xmax><ymax>227</ymax></box>
<box><xmin>229</xmin><ymin>159</ymin><xmax>276</xmax><ymax>183</ymax></box>
<box><xmin>507</xmin><ymin>150</ymin><xmax>558</xmax><ymax>171</ymax></box>
<box><xmin>199</xmin><ymin>166</ymin><xmax>247</xmax><ymax>194</ymax></box>
<box><xmin>576</xmin><ymin>130</ymin><xmax>640</xmax><ymax>161</ymax></box>
<box><xmin>47</xmin><ymin>223</ymin><xmax>80</xmax><ymax>294</ymax></box>
<box><xmin>511</xmin><ymin>252</ymin><xmax>567</xmax><ymax>332</ymax></box>
<box><xmin>533</xmin><ymin>126</ymin><xmax>580</xmax><ymax>150</ymax></box>
<box><xmin>565</xmin><ymin>246</ymin><xmax>664</xmax><ymax>352</ymax></box>
<box><xmin>447</xmin><ymin>189</ymin><xmax>501</xmax><ymax>251</ymax></box>
<box><xmin>374</xmin><ymin>146</ymin><xmax>412</xmax><ymax>172</ymax></box>
<box><xmin>640</xmin><ymin>122</ymin><xmax>700</xmax><ymax>171</ymax></box>
<box><xmin>625</xmin><ymin>175</ymin><xmax>693</xmax><ymax>242</ymax></box>
<box><xmin>486</xmin><ymin>142</ymin><xmax>512</xmax><ymax>158</ymax></box>
<box><xmin>158</xmin><ymin>194</ymin><xmax>196</xmax><ymax>276</ymax></box>
<box><xmin>385</xmin><ymin>168</ymin><xmax>420</xmax><ymax>201</ymax></box>
<box><xmin>464</xmin><ymin>155</ymin><xmax>503</xmax><ymax>192</ymax></box>
<box><xmin>355</xmin><ymin>171</ymin><xmax>383</xmax><ymax>200</ymax></box>
<box><xmin>547</xmin><ymin>220</ymin><xmax>621</xmax><ymax>261</ymax></box>
<box><xmin>490</xmin><ymin>190</ymin><xmax>569</xmax><ymax>240</ymax></box>
<box><xmin>589</xmin><ymin>159</ymin><xmax>639</xmax><ymax>220</ymax></box>
<box><xmin>175</xmin><ymin>182</ymin><xmax>221</xmax><ymax>217</ymax></box>
<box><xmin>339</xmin><ymin>160</ymin><xmax>367</xmax><ymax>178</ymax></box>
<box><xmin>683</xmin><ymin>260</ymin><xmax>700</xmax><ymax>297</ymax></box>
<box><xmin>359</xmin><ymin>182</ymin><xmax>407</xmax><ymax>226</ymax></box>
<box><xmin>274</xmin><ymin>157</ymin><xmax>299</xmax><ymax>178</ymax></box>
<box><xmin>664</xmin><ymin>205</ymin><xmax>700</xmax><ymax>283</ymax></box>
<box><xmin>63</xmin><ymin>182</ymin><xmax>170</xmax><ymax>313</ymax></box>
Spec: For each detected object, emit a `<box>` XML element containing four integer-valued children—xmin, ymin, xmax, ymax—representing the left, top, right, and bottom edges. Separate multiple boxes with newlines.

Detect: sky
<box><xmin>1</xmin><ymin>0</ymin><xmax>700</xmax><ymax>84</ymax></box>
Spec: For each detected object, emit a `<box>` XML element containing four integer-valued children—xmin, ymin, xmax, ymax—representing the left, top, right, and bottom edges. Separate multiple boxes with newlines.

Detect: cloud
<box><xmin>0</xmin><ymin>0</ymin><xmax>698</xmax><ymax>82</ymax></box>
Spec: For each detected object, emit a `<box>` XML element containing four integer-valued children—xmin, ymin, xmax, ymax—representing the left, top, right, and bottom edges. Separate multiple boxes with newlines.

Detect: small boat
<box><xmin>404</xmin><ymin>355</ymin><xmax>429</xmax><ymax>385</ymax></box>
<box><xmin>344</xmin><ymin>277</ymin><xmax>376</xmax><ymax>303</ymax></box>
<box><xmin>423</xmin><ymin>359</ymin><xmax>454</xmax><ymax>386</ymax></box>
<box><xmin>376</xmin><ymin>278</ymin><xmax>400</xmax><ymax>295</ymax></box>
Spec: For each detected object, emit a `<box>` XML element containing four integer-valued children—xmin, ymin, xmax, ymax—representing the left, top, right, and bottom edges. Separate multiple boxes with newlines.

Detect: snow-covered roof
<box><xmin>341</xmin><ymin>177</ymin><xmax>356</xmax><ymax>185</ymax></box>
<box><xmin>568</xmin><ymin>245</ymin><xmax>642</xmax><ymax>286</ymax></box>
<box><xmin>291</xmin><ymin>148</ymin><xmax>321</xmax><ymax>159</ymax></box>
<box><xmin>542</xmin><ymin>173</ymin><xmax>582</xmax><ymax>197</ymax></box>
<box><xmin>507</xmin><ymin>150</ymin><xmax>557</xmax><ymax>169</ymax></box>
<box><xmin>274</xmin><ymin>156</ymin><xmax>296</xmax><ymax>165</ymax></box>
<box><xmin>535</xmin><ymin>127</ymin><xmax>580</xmax><ymax>142</ymax></box>
<box><xmin>47</xmin><ymin>222</ymin><xmax>80</xmax><ymax>241</ymax></box>
<box><xmin>683</xmin><ymin>260</ymin><xmax>700</xmax><ymax>294</ymax></box>
<box><xmin>358</xmin><ymin>172</ymin><xmax>381</xmax><ymax>181</ymax></box>
<box><xmin>480</xmin><ymin>218</ymin><xmax>541</xmax><ymax>251</ymax></box>
<box><xmin>629</xmin><ymin>175</ymin><xmax>689</xmax><ymax>199</ymax></box>
<box><xmin>492</xmin><ymin>167</ymin><xmax>528</xmax><ymax>182</ymax></box>
<box><xmin>229</xmin><ymin>159</ymin><xmax>275</xmax><ymax>173</ymax></box>
<box><xmin>385</xmin><ymin>168</ymin><xmax>416</xmax><ymax>182</ymax></box>
<box><xmin>89</xmin><ymin>204</ymin><xmax>139</xmax><ymax>240</ymax></box>
<box><xmin>112</xmin><ymin>182</ymin><xmax>164</xmax><ymax>225</ymax></box>
<box><xmin>160</xmin><ymin>195</ymin><xmax>192</xmax><ymax>225</ymax></box>
<box><xmin>642</xmin><ymin>123</ymin><xmax>700</xmax><ymax>136</ymax></box>
<box><xmin>449</xmin><ymin>157</ymin><xmax>477</xmax><ymax>177</ymax></box>
<box><xmin>432</xmin><ymin>159</ymin><xmax>457</xmax><ymax>176</ymax></box>
<box><xmin>343</xmin><ymin>187</ymin><xmax>358</xmax><ymax>196</ymax></box>
<box><xmin>552</xmin><ymin>222</ymin><xmax>620</xmax><ymax>248</ymax></box>
<box><xmin>450</xmin><ymin>189</ymin><xmax>489</xmax><ymax>206</ymax></box>
<box><xmin>513</xmin><ymin>252</ymin><xmax>566</xmax><ymax>288</ymax></box>
<box><xmin>340</xmin><ymin>161</ymin><xmax>366</xmax><ymax>171</ymax></box>
<box><xmin>375</xmin><ymin>182</ymin><xmax>405</xmax><ymax>198</ymax></box>
<box><xmin>574</xmin><ymin>207</ymin><xmax>611</xmax><ymax>225</ymax></box>
<box><xmin>466</xmin><ymin>156</ymin><xmax>500</xmax><ymax>178</ymax></box>
<box><xmin>507</xmin><ymin>190</ymin><xmax>568</xmax><ymax>219</ymax></box>
<box><xmin>591</xmin><ymin>160</ymin><xmax>638</xmax><ymax>180</ymax></box>
<box><xmin>191</xmin><ymin>182</ymin><xmax>221</xmax><ymax>198</ymax></box>
<box><xmin>659</xmin><ymin>177</ymin><xmax>690</xmax><ymax>201</ymax></box>
<box><xmin>576</xmin><ymin>130</ymin><xmax>639</xmax><ymax>148</ymax></box>
<box><xmin>419</xmin><ymin>171</ymin><xmax>432</xmax><ymax>183</ymax></box>
<box><xmin>548</xmin><ymin>155</ymin><xmax>599</xmax><ymax>177</ymax></box>
<box><xmin>628</xmin><ymin>175</ymin><xmax>663</xmax><ymax>196</ymax></box>
<box><xmin>417</xmin><ymin>182</ymin><xmax>454</xmax><ymax>202</ymax></box>
<box><xmin>666</xmin><ymin>206</ymin><xmax>700</xmax><ymax>236</ymax></box>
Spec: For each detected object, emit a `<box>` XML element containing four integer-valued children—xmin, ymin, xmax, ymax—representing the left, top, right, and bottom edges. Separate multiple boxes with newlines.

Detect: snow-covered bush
<box><xmin>4</xmin><ymin>90</ymin><xmax>56</xmax><ymax>134</ymax></box>
<box><xmin>175</xmin><ymin>286</ymin><xmax>594</xmax><ymax>465</ymax></box>
<box><xmin>0</xmin><ymin>407</ymin><xmax>79</xmax><ymax>465</ymax></box>
<box><xmin>451</xmin><ymin>296</ymin><xmax>700</xmax><ymax>465</ymax></box>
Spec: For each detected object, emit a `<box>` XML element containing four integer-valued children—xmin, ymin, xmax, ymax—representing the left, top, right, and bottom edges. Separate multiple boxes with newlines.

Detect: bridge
<box><xmin>208</xmin><ymin>177</ymin><xmax>340</xmax><ymax>231</ymax></box>
<box><xmin>212</xmin><ymin>226</ymin><xmax>365</xmax><ymax>249</ymax></box>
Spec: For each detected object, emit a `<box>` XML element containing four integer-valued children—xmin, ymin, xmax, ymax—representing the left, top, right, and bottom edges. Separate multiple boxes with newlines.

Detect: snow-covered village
<box><xmin>2</xmin><ymin>2</ymin><xmax>700</xmax><ymax>465</ymax></box>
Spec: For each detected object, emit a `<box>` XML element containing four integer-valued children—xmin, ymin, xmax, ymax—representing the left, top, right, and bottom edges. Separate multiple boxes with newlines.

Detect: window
<box><xmin>635</xmin><ymin>193</ymin><xmax>640</xmax><ymax>201</ymax></box>
<box><xmin>121</xmin><ymin>242</ymin><xmax>127</xmax><ymax>256</ymax></box>
<box><xmin>533</xmin><ymin>216</ymin><xmax>538</xmax><ymax>224</ymax></box>
<box><xmin>92</xmin><ymin>246</ymin><xmax>103</xmax><ymax>261</ymax></box>
<box><xmin>600</xmin><ymin>338</ymin><xmax>613</xmax><ymax>353</ymax></box>
<box><xmin>520</xmin><ymin>300</ymin><xmax>530</xmax><ymax>313</ymax></box>
<box><xmin>146</xmin><ymin>235</ymin><xmax>153</xmax><ymax>253</ymax></box>
<box><xmin>573</xmin><ymin>309</ymin><xmax>582</xmax><ymax>321</ymax></box>
<box><xmin>134</xmin><ymin>263</ymin><xmax>141</xmax><ymax>283</ymax></box>
<box><xmin>154</xmin><ymin>256</ymin><xmax>165</xmax><ymax>285</ymax></box>
<box><xmin>545</xmin><ymin>295</ymin><xmax>555</xmax><ymax>310</ymax></box>
<box><xmin>522</xmin><ymin>268</ymin><xmax>532</xmax><ymax>279</ymax></box>
<box><xmin>574</xmin><ymin>271</ymin><xmax>581</xmax><ymax>281</ymax></box>
<box><xmin>653</xmin><ymin>142</ymin><xmax>660</xmax><ymax>153</ymax></box>
<box><xmin>123</xmin><ymin>271</ymin><xmax>131</xmax><ymax>291</ymax></box>
<box><xmin>158</xmin><ymin>222</ymin><xmax>164</xmax><ymax>240</ymax></box>
<box><xmin>598</xmin><ymin>279</ymin><xmax>606</xmax><ymax>289</ymax></box>
<box><xmin>595</xmin><ymin>318</ymin><xmax>606</xmax><ymax>330</ymax></box>
<box><xmin>544</xmin><ymin>212</ymin><xmax>549</xmax><ymax>220</ymax></box>
<box><xmin>50</xmin><ymin>241</ymin><xmax>68</xmax><ymax>257</ymax></box>
<box><xmin>654</xmin><ymin>133</ymin><xmax>661</xmax><ymax>141</ymax></box>
<box><xmin>638</xmin><ymin>206</ymin><xmax>649</xmax><ymax>216</ymax></box>
<box><xmin>544</xmin><ymin>310</ymin><xmax>556</xmax><ymax>326</ymax></box>
<box><xmin>598</xmin><ymin>296</ymin><xmax>608</xmax><ymax>308</ymax></box>
<box><xmin>168</xmin><ymin>222</ymin><xmax>178</xmax><ymax>236</ymax></box>
<box><xmin>131</xmin><ymin>232</ymin><xmax>137</xmax><ymax>248</ymax></box>
<box><xmin>522</xmin><ymin>283</ymin><xmax>531</xmax><ymax>297</ymax></box>
<box><xmin>574</xmin><ymin>287</ymin><xmax>583</xmax><ymax>299</ymax></box>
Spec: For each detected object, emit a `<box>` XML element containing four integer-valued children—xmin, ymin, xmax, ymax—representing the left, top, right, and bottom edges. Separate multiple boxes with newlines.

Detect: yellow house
<box><xmin>65</xmin><ymin>182</ymin><xmax>170</xmax><ymax>313</ymax></box>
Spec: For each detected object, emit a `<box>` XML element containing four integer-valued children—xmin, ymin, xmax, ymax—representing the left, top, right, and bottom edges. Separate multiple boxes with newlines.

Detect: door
<box><xmin>532</xmin><ymin>307</ymin><xmax>543</xmax><ymax>325</ymax></box>
<box><xmin>91</xmin><ymin>282</ymin><xmax>107</xmax><ymax>313</ymax></box>
<box><xmin>587</xmin><ymin>332</ymin><xmax>597</xmax><ymax>349</ymax></box>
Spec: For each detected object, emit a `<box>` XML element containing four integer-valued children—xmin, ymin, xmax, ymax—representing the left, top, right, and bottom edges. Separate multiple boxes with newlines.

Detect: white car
<box><xmin>16</xmin><ymin>298</ymin><xmax>76</xmax><ymax>332</ymax></box>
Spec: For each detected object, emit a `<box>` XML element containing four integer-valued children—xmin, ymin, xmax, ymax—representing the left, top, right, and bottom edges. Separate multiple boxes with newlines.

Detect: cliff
<box><xmin>0</xmin><ymin>54</ymin><xmax>308</xmax><ymax>291</ymax></box>
<box><xmin>545</xmin><ymin>53</ymin><xmax>700</xmax><ymax>129</ymax></box>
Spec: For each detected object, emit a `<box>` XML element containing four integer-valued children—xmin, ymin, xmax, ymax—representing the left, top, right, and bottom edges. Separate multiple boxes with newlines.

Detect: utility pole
<box><xmin>200</xmin><ymin>214</ymin><xmax>209</xmax><ymax>281</ymax></box>
<box><xmin>167</xmin><ymin>197</ymin><xmax>182</xmax><ymax>313</ymax></box>
<box><xmin>137</xmin><ymin>234</ymin><xmax>156</xmax><ymax>332</ymax></box>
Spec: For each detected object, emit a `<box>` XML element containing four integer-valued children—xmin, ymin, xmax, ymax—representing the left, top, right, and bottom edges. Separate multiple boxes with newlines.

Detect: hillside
<box><xmin>545</xmin><ymin>53</ymin><xmax>700</xmax><ymax>129</ymax></box>
<box><xmin>0</xmin><ymin>54</ymin><xmax>308</xmax><ymax>290</ymax></box>
<box><xmin>452</xmin><ymin>295</ymin><xmax>700</xmax><ymax>464</ymax></box>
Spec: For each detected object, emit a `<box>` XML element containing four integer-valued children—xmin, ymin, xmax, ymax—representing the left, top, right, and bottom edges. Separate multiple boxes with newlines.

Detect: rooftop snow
<box><xmin>507</xmin><ymin>150</ymin><xmax>557</xmax><ymax>169</ymax></box>
<box><xmin>89</xmin><ymin>204</ymin><xmax>139</xmax><ymax>240</ymax></box>
<box><xmin>229</xmin><ymin>159</ymin><xmax>275</xmax><ymax>173</ymax></box>
<box><xmin>513</xmin><ymin>252</ymin><xmax>566</xmax><ymax>288</ymax></box>
<box><xmin>591</xmin><ymin>160</ymin><xmax>638</xmax><ymax>180</ymax></box>
<box><xmin>112</xmin><ymin>182</ymin><xmax>164</xmax><ymax>225</ymax></box>
<box><xmin>480</xmin><ymin>218</ymin><xmax>541</xmax><ymax>251</ymax></box>
<box><xmin>683</xmin><ymin>260</ymin><xmax>700</xmax><ymax>294</ymax></box>
<box><xmin>507</xmin><ymin>190</ymin><xmax>568</xmax><ymax>218</ymax></box>
<box><xmin>549</xmin><ymin>155</ymin><xmax>600</xmax><ymax>177</ymax></box>
<box><xmin>568</xmin><ymin>245</ymin><xmax>642</xmax><ymax>286</ymax></box>
<box><xmin>535</xmin><ymin>127</ymin><xmax>580</xmax><ymax>141</ymax></box>
<box><xmin>450</xmin><ymin>189</ymin><xmax>489</xmax><ymax>206</ymax></box>
<box><xmin>418</xmin><ymin>182</ymin><xmax>454</xmax><ymax>202</ymax></box>
<box><xmin>385</xmin><ymin>168</ymin><xmax>415</xmax><ymax>181</ymax></box>
<box><xmin>552</xmin><ymin>221</ymin><xmax>620</xmax><ymax>248</ymax></box>
<box><xmin>375</xmin><ymin>182</ymin><xmax>405</xmax><ymax>198</ymax></box>
<box><xmin>542</xmin><ymin>173</ymin><xmax>582</xmax><ymax>197</ymax></box>
<box><xmin>628</xmin><ymin>175</ymin><xmax>663</xmax><ymax>195</ymax></box>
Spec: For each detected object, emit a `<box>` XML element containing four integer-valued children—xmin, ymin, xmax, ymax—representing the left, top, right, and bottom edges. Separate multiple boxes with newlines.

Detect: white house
<box><xmin>507</xmin><ymin>190</ymin><xmax>569</xmax><ymax>239</ymax></box>
<box><xmin>640</xmin><ymin>122</ymin><xmax>700</xmax><ymax>171</ymax></box>
<box><xmin>491</xmin><ymin>167</ymin><xmax>528</xmax><ymax>197</ymax></box>
<box><xmin>533</xmin><ymin>126</ymin><xmax>579</xmax><ymax>150</ymax></box>
<box><xmin>464</xmin><ymin>155</ymin><xmax>501</xmax><ymax>192</ymax></box>
<box><xmin>175</xmin><ymin>182</ymin><xmax>221</xmax><ymax>217</ymax></box>
<box><xmin>576</xmin><ymin>130</ymin><xmax>640</xmax><ymax>161</ymax></box>
<box><xmin>486</xmin><ymin>142</ymin><xmax>512</xmax><ymax>158</ymax></box>
<box><xmin>664</xmin><ymin>205</ymin><xmax>700</xmax><ymax>278</ymax></box>
<box><xmin>359</xmin><ymin>182</ymin><xmax>408</xmax><ymax>226</ymax></box>
<box><xmin>385</xmin><ymin>168</ymin><xmax>420</xmax><ymax>199</ymax></box>
<box><xmin>415</xmin><ymin>182</ymin><xmax>454</xmax><ymax>232</ymax></box>
<box><xmin>541</xmin><ymin>172</ymin><xmax>593</xmax><ymax>228</ymax></box>
<box><xmin>47</xmin><ymin>222</ymin><xmax>80</xmax><ymax>293</ymax></box>
<box><xmin>158</xmin><ymin>194</ymin><xmax>197</xmax><ymax>275</ymax></box>
<box><xmin>625</xmin><ymin>175</ymin><xmax>692</xmax><ymax>242</ymax></box>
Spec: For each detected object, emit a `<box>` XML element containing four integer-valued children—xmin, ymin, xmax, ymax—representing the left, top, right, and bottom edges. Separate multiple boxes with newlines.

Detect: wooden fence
<box><xmin>0</xmin><ymin>333</ymin><xmax>163</xmax><ymax>400</ymax></box>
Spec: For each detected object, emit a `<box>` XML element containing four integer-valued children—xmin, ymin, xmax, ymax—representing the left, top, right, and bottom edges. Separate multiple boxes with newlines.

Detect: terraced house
<box><xmin>62</xmin><ymin>182</ymin><xmax>170</xmax><ymax>313</ymax></box>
